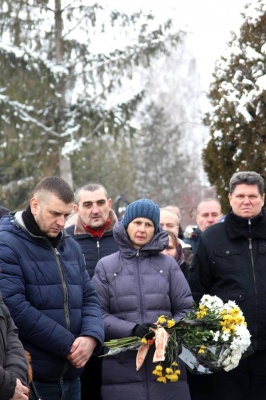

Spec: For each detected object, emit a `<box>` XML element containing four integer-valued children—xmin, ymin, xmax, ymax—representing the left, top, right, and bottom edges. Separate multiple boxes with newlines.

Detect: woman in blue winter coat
<box><xmin>92</xmin><ymin>199</ymin><xmax>193</xmax><ymax>400</ymax></box>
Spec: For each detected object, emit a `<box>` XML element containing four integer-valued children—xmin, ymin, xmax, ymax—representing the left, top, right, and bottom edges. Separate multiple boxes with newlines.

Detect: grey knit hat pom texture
<box><xmin>122</xmin><ymin>198</ymin><xmax>160</xmax><ymax>233</ymax></box>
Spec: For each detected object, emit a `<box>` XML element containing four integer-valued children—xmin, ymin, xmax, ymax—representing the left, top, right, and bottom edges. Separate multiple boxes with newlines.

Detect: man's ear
<box><xmin>73</xmin><ymin>204</ymin><xmax>79</xmax><ymax>214</ymax></box>
<box><xmin>30</xmin><ymin>197</ymin><xmax>39</xmax><ymax>215</ymax></box>
<box><xmin>108</xmin><ymin>198</ymin><xmax>112</xmax><ymax>209</ymax></box>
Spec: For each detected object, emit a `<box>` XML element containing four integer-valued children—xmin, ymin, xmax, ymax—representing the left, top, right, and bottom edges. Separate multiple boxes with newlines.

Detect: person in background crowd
<box><xmin>0</xmin><ymin>292</ymin><xmax>29</xmax><ymax>400</ymax></box>
<box><xmin>65</xmin><ymin>211</ymin><xmax>78</xmax><ymax>228</ymax></box>
<box><xmin>161</xmin><ymin>229</ymin><xmax>181</xmax><ymax>260</ymax></box>
<box><xmin>165</xmin><ymin>204</ymin><xmax>185</xmax><ymax>239</ymax></box>
<box><xmin>183</xmin><ymin>198</ymin><xmax>222</xmax><ymax>255</ymax></box>
<box><xmin>66</xmin><ymin>183</ymin><xmax>118</xmax><ymax>278</ymax></box>
<box><xmin>66</xmin><ymin>182</ymin><xmax>119</xmax><ymax>400</ymax></box>
<box><xmin>161</xmin><ymin>229</ymin><xmax>190</xmax><ymax>280</ymax></box>
<box><xmin>189</xmin><ymin>171</ymin><xmax>266</xmax><ymax>400</ymax></box>
<box><xmin>183</xmin><ymin>198</ymin><xmax>222</xmax><ymax>400</ymax></box>
<box><xmin>0</xmin><ymin>177</ymin><xmax>104</xmax><ymax>400</ymax></box>
<box><xmin>160</xmin><ymin>207</ymin><xmax>191</xmax><ymax>278</ymax></box>
<box><xmin>92</xmin><ymin>198</ymin><xmax>193</xmax><ymax>400</ymax></box>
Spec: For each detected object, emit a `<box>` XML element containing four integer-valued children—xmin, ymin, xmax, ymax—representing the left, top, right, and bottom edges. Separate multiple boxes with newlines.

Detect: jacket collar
<box><xmin>13</xmin><ymin>211</ymin><xmax>66</xmax><ymax>246</ymax></box>
<box><xmin>224</xmin><ymin>208</ymin><xmax>266</xmax><ymax>239</ymax></box>
<box><xmin>113</xmin><ymin>220</ymin><xmax>168</xmax><ymax>259</ymax></box>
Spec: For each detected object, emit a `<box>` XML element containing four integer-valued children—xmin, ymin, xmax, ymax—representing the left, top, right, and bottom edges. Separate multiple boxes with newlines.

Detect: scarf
<box><xmin>82</xmin><ymin>218</ymin><xmax>111</xmax><ymax>238</ymax></box>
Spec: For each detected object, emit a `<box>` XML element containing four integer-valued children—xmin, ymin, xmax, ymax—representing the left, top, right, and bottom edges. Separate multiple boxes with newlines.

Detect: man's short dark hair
<box><xmin>74</xmin><ymin>183</ymin><xmax>108</xmax><ymax>204</ymax></box>
<box><xmin>229</xmin><ymin>171</ymin><xmax>265</xmax><ymax>195</ymax></box>
<box><xmin>33</xmin><ymin>176</ymin><xmax>74</xmax><ymax>204</ymax></box>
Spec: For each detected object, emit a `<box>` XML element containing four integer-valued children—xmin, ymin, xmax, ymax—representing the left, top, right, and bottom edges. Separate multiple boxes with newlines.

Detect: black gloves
<box><xmin>132</xmin><ymin>323</ymin><xmax>157</xmax><ymax>339</ymax></box>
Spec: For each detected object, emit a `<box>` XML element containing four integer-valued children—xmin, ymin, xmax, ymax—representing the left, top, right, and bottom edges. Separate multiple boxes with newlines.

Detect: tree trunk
<box><xmin>55</xmin><ymin>0</ymin><xmax>73</xmax><ymax>187</ymax></box>
<box><xmin>59</xmin><ymin>155</ymin><xmax>73</xmax><ymax>188</ymax></box>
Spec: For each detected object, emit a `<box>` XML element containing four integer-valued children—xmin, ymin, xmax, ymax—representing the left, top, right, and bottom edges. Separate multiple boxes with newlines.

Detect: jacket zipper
<box><xmin>53</xmin><ymin>247</ymin><xmax>70</xmax><ymax>378</ymax></box>
<box><xmin>248</xmin><ymin>239</ymin><xmax>257</xmax><ymax>297</ymax></box>
<box><xmin>97</xmin><ymin>240</ymin><xmax>100</xmax><ymax>260</ymax></box>
<box><xmin>136</xmin><ymin>250</ymin><xmax>144</xmax><ymax>321</ymax></box>
<box><xmin>248</xmin><ymin>220</ymin><xmax>258</xmax><ymax>350</ymax></box>
<box><xmin>136</xmin><ymin>249</ymin><xmax>150</xmax><ymax>400</ymax></box>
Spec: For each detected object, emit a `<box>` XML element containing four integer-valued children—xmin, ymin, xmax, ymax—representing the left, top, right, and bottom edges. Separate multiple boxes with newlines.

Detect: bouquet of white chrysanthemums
<box><xmin>103</xmin><ymin>295</ymin><xmax>252</xmax><ymax>383</ymax></box>
<box><xmin>179</xmin><ymin>294</ymin><xmax>252</xmax><ymax>374</ymax></box>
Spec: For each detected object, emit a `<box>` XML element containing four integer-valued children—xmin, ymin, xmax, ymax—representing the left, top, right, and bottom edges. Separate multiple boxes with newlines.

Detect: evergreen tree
<box><xmin>0</xmin><ymin>0</ymin><xmax>184</xmax><ymax>208</ymax></box>
<box><xmin>132</xmin><ymin>102</ymin><xmax>190</xmax><ymax>205</ymax></box>
<box><xmin>203</xmin><ymin>0</ymin><xmax>266</xmax><ymax>210</ymax></box>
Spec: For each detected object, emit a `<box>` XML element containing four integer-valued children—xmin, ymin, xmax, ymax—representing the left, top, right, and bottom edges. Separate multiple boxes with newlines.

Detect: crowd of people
<box><xmin>0</xmin><ymin>170</ymin><xmax>265</xmax><ymax>400</ymax></box>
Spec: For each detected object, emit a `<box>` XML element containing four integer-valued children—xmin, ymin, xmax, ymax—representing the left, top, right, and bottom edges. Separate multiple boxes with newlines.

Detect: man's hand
<box><xmin>10</xmin><ymin>378</ymin><xmax>29</xmax><ymax>399</ymax></box>
<box><xmin>67</xmin><ymin>336</ymin><xmax>97</xmax><ymax>368</ymax></box>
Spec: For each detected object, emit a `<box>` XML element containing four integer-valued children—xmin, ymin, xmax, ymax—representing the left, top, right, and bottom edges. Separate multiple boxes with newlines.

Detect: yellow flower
<box><xmin>198</xmin><ymin>345</ymin><xmax>207</xmax><ymax>354</ymax></box>
<box><xmin>166</xmin><ymin>374</ymin><xmax>179</xmax><ymax>382</ymax></box>
<box><xmin>196</xmin><ymin>306</ymin><xmax>208</xmax><ymax>319</ymax></box>
<box><xmin>229</xmin><ymin>307</ymin><xmax>241</xmax><ymax>317</ymax></box>
<box><xmin>172</xmin><ymin>361</ymin><xmax>178</xmax><ymax>367</ymax></box>
<box><xmin>152</xmin><ymin>369</ymin><xmax>162</xmax><ymax>377</ymax></box>
<box><xmin>152</xmin><ymin>364</ymin><xmax>164</xmax><ymax>376</ymax></box>
<box><xmin>156</xmin><ymin>376</ymin><xmax>167</xmax><ymax>384</ymax></box>
<box><xmin>157</xmin><ymin>315</ymin><xmax>167</xmax><ymax>324</ymax></box>
<box><xmin>165</xmin><ymin>368</ymin><xmax>173</xmax><ymax>374</ymax></box>
<box><xmin>166</xmin><ymin>318</ymin><xmax>176</xmax><ymax>328</ymax></box>
<box><xmin>141</xmin><ymin>338</ymin><xmax>147</xmax><ymax>344</ymax></box>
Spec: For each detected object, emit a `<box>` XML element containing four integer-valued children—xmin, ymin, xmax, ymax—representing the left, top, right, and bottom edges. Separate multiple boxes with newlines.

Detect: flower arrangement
<box><xmin>103</xmin><ymin>295</ymin><xmax>251</xmax><ymax>383</ymax></box>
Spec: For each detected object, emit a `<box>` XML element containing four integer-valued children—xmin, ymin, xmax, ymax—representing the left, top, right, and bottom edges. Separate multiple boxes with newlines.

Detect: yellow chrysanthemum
<box><xmin>198</xmin><ymin>345</ymin><xmax>207</xmax><ymax>354</ymax></box>
<box><xmin>166</xmin><ymin>374</ymin><xmax>179</xmax><ymax>382</ymax></box>
<box><xmin>165</xmin><ymin>368</ymin><xmax>173</xmax><ymax>374</ymax></box>
<box><xmin>229</xmin><ymin>307</ymin><xmax>241</xmax><ymax>317</ymax></box>
<box><xmin>156</xmin><ymin>376</ymin><xmax>167</xmax><ymax>384</ymax></box>
<box><xmin>157</xmin><ymin>315</ymin><xmax>167</xmax><ymax>324</ymax></box>
<box><xmin>167</xmin><ymin>319</ymin><xmax>176</xmax><ymax>328</ymax></box>
<box><xmin>171</xmin><ymin>361</ymin><xmax>178</xmax><ymax>367</ymax></box>
<box><xmin>152</xmin><ymin>369</ymin><xmax>162</xmax><ymax>377</ymax></box>
<box><xmin>196</xmin><ymin>306</ymin><xmax>208</xmax><ymax>319</ymax></box>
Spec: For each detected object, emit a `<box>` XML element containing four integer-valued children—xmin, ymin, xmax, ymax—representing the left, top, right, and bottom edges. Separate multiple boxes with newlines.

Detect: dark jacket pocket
<box><xmin>212</xmin><ymin>248</ymin><xmax>241</xmax><ymax>274</ymax></box>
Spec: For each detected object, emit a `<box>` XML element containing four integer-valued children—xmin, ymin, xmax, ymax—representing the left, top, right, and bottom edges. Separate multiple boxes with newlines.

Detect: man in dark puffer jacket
<box><xmin>0</xmin><ymin>177</ymin><xmax>104</xmax><ymax>400</ymax></box>
<box><xmin>67</xmin><ymin>183</ymin><xmax>118</xmax><ymax>400</ymax></box>
<box><xmin>189</xmin><ymin>171</ymin><xmax>266</xmax><ymax>400</ymax></box>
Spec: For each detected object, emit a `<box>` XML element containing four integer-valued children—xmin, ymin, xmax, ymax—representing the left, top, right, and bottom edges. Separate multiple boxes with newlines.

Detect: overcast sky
<box><xmin>103</xmin><ymin>0</ymin><xmax>246</xmax><ymax>91</ymax></box>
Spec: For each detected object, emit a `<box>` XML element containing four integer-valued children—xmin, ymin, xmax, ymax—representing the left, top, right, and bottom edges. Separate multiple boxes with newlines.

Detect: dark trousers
<box><xmin>30</xmin><ymin>378</ymin><xmax>80</xmax><ymax>400</ymax></box>
<box><xmin>80</xmin><ymin>354</ymin><xmax>102</xmax><ymax>400</ymax></box>
<box><xmin>212</xmin><ymin>350</ymin><xmax>266</xmax><ymax>400</ymax></box>
<box><xmin>187</xmin><ymin>369</ymin><xmax>214</xmax><ymax>400</ymax></box>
